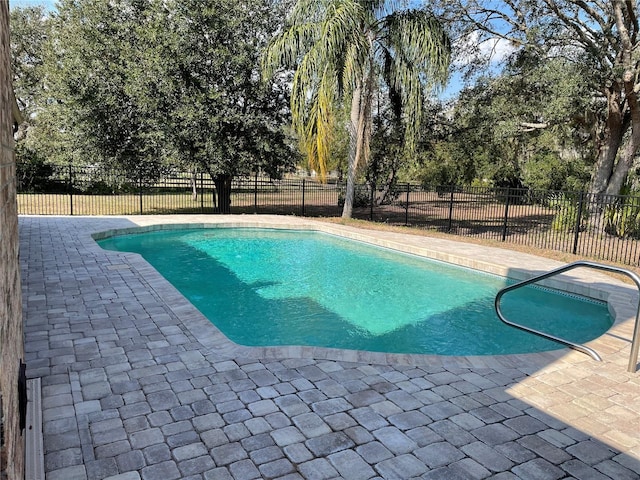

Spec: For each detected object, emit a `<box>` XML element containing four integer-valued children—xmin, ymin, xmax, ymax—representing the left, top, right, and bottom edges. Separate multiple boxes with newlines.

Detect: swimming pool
<box><xmin>98</xmin><ymin>227</ymin><xmax>612</xmax><ymax>356</ymax></box>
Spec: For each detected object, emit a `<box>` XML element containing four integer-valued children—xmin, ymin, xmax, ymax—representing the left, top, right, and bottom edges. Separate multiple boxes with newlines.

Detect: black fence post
<box><xmin>572</xmin><ymin>191</ymin><xmax>585</xmax><ymax>254</ymax></box>
<box><xmin>138</xmin><ymin>174</ymin><xmax>143</xmax><ymax>215</ymax></box>
<box><xmin>68</xmin><ymin>163</ymin><xmax>74</xmax><ymax>216</ymax></box>
<box><xmin>200</xmin><ymin>171</ymin><xmax>204</xmax><ymax>212</ymax></box>
<box><xmin>212</xmin><ymin>180</ymin><xmax>216</xmax><ymax>212</ymax></box>
<box><xmin>370</xmin><ymin>182</ymin><xmax>375</xmax><ymax>221</ymax></box>
<box><xmin>405</xmin><ymin>183</ymin><xmax>410</xmax><ymax>225</ymax></box>
<box><xmin>447</xmin><ymin>184</ymin><xmax>455</xmax><ymax>231</ymax></box>
<box><xmin>254</xmin><ymin>172</ymin><xmax>258</xmax><ymax>214</ymax></box>
<box><xmin>301</xmin><ymin>179</ymin><xmax>306</xmax><ymax>216</ymax></box>
<box><xmin>501</xmin><ymin>188</ymin><xmax>511</xmax><ymax>241</ymax></box>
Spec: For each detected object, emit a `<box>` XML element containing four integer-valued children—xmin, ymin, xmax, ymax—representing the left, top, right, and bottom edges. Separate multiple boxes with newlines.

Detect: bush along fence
<box><xmin>16</xmin><ymin>162</ymin><xmax>640</xmax><ymax>266</ymax></box>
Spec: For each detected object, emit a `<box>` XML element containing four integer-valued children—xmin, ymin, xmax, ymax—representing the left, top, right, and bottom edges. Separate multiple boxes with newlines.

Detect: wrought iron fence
<box><xmin>16</xmin><ymin>163</ymin><xmax>640</xmax><ymax>266</ymax></box>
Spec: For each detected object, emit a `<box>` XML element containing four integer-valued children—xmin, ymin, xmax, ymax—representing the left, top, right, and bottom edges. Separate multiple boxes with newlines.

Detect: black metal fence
<box><xmin>16</xmin><ymin>163</ymin><xmax>640</xmax><ymax>266</ymax></box>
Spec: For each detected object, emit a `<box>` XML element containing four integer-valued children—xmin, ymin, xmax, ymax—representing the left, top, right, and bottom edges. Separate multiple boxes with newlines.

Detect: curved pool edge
<box><xmin>90</xmin><ymin>215</ymin><xmax>639</xmax><ymax>371</ymax></box>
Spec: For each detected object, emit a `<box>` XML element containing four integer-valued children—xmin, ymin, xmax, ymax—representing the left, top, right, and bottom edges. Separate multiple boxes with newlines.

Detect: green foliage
<box><xmin>550</xmin><ymin>194</ymin><xmax>585</xmax><ymax>233</ymax></box>
<box><xmin>10</xmin><ymin>5</ymin><xmax>52</xmax><ymax>164</ymax></box>
<box><xmin>11</xmin><ymin>0</ymin><xmax>600</xmax><ymax>205</ymax></box>
<box><xmin>521</xmin><ymin>151</ymin><xmax>567</xmax><ymax>191</ymax></box>
<box><xmin>40</xmin><ymin>0</ymin><xmax>166</xmax><ymax>177</ymax></box>
<box><xmin>162</xmin><ymin>0</ymin><xmax>298</xmax><ymax>183</ymax></box>
<box><xmin>10</xmin><ymin>5</ymin><xmax>48</xmax><ymax>117</ymax></box>
<box><xmin>603</xmin><ymin>185</ymin><xmax>640</xmax><ymax>239</ymax></box>
<box><xmin>604</xmin><ymin>201</ymin><xmax>640</xmax><ymax>239</ymax></box>
<box><xmin>79</xmin><ymin>176</ymin><xmax>138</xmax><ymax>195</ymax></box>
<box><xmin>366</xmin><ymin>97</ymin><xmax>408</xmax><ymax>202</ymax></box>
<box><xmin>11</xmin><ymin>0</ymin><xmax>298</xmax><ymax>199</ymax></box>
<box><xmin>82</xmin><ymin>180</ymin><xmax>118</xmax><ymax>196</ymax></box>
<box><xmin>438</xmin><ymin>0</ymin><xmax>640</xmax><ymax>198</ymax></box>
<box><xmin>443</xmin><ymin>53</ymin><xmax>594</xmax><ymax>191</ymax></box>
<box><xmin>337</xmin><ymin>186</ymin><xmax>370</xmax><ymax>208</ymax></box>
<box><xmin>409</xmin><ymin>143</ymin><xmax>459</xmax><ymax>187</ymax></box>
<box><xmin>15</xmin><ymin>145</ymin><xmax>56</xmax><ymax>193</ymax></box>
<box><xmin>521</xmin><ymin>149</ymin><xmax>589</xmax><ymax>192</ymax></box>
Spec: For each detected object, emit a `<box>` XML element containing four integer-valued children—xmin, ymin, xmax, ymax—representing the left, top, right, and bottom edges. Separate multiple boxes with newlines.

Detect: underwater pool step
<box><xmin>495</xmin><ymin>260</ymin><xmax>640</xmax><ymax>373</ymax></box>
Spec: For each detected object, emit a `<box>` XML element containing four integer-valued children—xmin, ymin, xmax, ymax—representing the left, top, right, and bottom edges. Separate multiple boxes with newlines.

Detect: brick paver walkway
<box><xmin>20</xmin><ymin>215</ymin><xmax>640</xmax><ymax>480</ymax></box>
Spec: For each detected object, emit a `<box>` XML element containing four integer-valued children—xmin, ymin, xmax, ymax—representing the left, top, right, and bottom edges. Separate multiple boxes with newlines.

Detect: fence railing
<box><xmin>16</xmin><ymin>163</ymin><xmax>640</xmax><ymax>266</ymax></box>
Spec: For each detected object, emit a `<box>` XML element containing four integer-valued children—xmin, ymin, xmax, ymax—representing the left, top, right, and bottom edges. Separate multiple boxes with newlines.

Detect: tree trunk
<box><xmin>190</xmin><ymin>169</ymin><xmax>198</xmax><ymax>200</ymax></box>
<box><xmin>342</xmin><ymin>86</ymin><xmax>363</xmax><ymax>219</ymax></box>
<box><xmin>342</xmin><ymin>68</ymin><xmax>374</xmax><ymax>219</ymax></box>
<box><xmin>375</xmin><ymin>170</ymin><xmax>396</xmax><ymax>206</ymax></box>
<box><xmin>590</xmin><ymin>87</ymin><xmax>625</xmax><ymax>196</ymax></box>
<box><xmin>213</xmin><ymin>174</ymin><xmax>232</xmax><ymax>213</ymax></box>
<box><xmin>606</xmin><ymin>130</ymin><xmax>638</xmax><ymax>196</ymax></box>
<box><xmin>606</xmin><ymin>76</ymin><xmax>640</xmax><ymax>195</ymax></box>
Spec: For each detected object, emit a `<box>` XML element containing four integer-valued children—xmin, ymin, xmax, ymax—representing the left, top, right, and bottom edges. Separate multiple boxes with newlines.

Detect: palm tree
<box><xmin>263</xmin><ymin>0</ymin><xmax>450</xmax><ymax>218</ymax></box>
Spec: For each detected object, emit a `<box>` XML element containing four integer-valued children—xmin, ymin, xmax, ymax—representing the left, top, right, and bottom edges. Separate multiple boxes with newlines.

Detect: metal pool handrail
<box><xmin>494</xmin><ymin>260</ymin><xmax>640</xmax><ymax>373</ymax></box>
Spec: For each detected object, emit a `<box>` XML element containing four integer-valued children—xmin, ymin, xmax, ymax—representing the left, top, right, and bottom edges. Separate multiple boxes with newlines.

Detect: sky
<box><xmin>9</xmin><ymin>0</ymin><xmax>55</xmax><ymax>10</ymax></box>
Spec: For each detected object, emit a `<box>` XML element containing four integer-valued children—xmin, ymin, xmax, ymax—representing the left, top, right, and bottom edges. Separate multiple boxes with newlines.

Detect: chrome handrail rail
<box><xmin>494</xmin><ymin>260</ymin><xmax>640</xmax><ymax>373</ymax></box>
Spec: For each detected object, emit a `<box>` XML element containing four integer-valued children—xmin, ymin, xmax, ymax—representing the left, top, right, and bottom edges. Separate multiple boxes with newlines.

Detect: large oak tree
<box><xmin>158</xmin><ymin>0</ymin><xmax>296</xmax><ymax>212</ymax></box>
<box><xmin>439</xmin><ymin>0</ymin><xmax>640</xmax><ymax>197</ymax></box>
<box><xmin>19</xmin><ymin>0</ymin><xmax>297</xmax><ymax>209</ymax></box>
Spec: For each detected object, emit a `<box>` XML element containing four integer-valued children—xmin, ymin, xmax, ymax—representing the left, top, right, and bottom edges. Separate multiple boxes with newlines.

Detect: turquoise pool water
<box><xmin>98</xmin><ymin>228</ymin><xmax>612</xmax><ymax>356</ymax></box>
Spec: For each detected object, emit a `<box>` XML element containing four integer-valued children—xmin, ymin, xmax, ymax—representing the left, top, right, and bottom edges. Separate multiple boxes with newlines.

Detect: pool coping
<box><xmin>90</xmin><ymin>215</ymin><xmax>640</xmax><ymax>372</ymax></box>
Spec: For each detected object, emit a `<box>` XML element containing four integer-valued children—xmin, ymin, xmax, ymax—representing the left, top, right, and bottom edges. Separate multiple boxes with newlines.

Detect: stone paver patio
<box><xmin>21</xmin><ymin>215</ymin><xmax>640</xmax><ymax>480</ymax></box>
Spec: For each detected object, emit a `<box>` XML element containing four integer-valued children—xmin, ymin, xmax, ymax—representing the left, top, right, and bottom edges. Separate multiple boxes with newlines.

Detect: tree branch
<box><xmin>520</xmin><ymin>121</ymin><xmax>548</xmax><ymax>132</ymax></box>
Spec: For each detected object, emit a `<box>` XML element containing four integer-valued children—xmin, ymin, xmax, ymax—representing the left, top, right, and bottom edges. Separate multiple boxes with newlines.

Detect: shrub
<box><xmin>338</xmin><ymin>185</ymin><xmax>371</xmax><ymax>208</ymax></box>
<box><xmin>550</xmin><ymin>194</ymin><xmax>585</xmax><ymax>232</ymax></box>
<box><xmin>604</xmin><ymin>199</ymin><xmax>640</xmax><ymax>239</ymax></box>
<box><xmin>15</xmin><ymin>150</ymin><xmax>56</xmax><ymax>192</ymax></box>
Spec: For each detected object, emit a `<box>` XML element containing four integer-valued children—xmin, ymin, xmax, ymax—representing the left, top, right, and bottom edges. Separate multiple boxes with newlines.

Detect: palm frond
<box><xmin>309</xmin><ymin>68</ymin><xmax>338</xmax><ymax>177</ymax></box>
<box><xmin>290</xmin><ymin>45</ymin><xmax>341</xmax><ymax>179</ymax></box>
<box><xmin>343</xmin><ymin>31</ymin><xmax>370</xmax><ymax>90</ymax></box>
<box><xmin>262</xmin><ymin>22</ymin><xmax>320</xmax><ymax>79</ymax></box>
<box><xmin>262</xmin><ymin>0</ymin><xmax>451</xmax><ymax>185</ymax></box>
<box><xmin>383</xmin><ymin>10</ymin><xmax>451</xmax><ymax>86</ymax></box>
<box><xmin>289</xmin><ymin>0</ymin><xmax>329</xmax><ymax>25</ymax></box>
<box><xmin>377</xmin><ymin>9</ymin><xmax>451</xmax><ymax>153</ymax></box>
